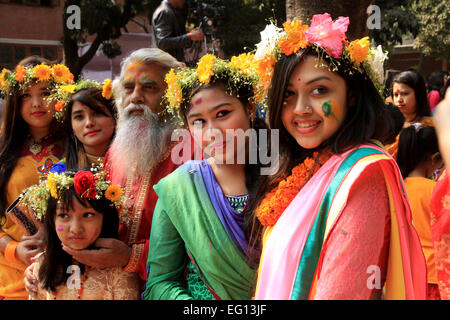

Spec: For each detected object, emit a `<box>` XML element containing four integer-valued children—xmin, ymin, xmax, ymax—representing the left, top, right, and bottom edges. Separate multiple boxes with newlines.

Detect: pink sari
<box><xmin>255</xmin><ymin>143</ymin><xmax>427</xmax><ymax>300</ymax></box>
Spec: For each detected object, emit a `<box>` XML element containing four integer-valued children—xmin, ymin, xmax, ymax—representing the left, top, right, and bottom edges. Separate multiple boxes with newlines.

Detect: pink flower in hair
<box><xmin>305</xmin><ymin>13</ymin><xmax>350</xmax><ymax>58</ymax></box>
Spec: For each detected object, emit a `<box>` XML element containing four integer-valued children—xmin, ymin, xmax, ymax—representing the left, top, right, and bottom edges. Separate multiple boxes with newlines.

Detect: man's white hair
<box><xmin>120</xmin><ymin>48</ymin><xmax>183</xmax><ymax>81</ymax></box>
<box><xmin>114</xmin><ymin>48</ymin><xmax>184</xmax><ymax>109</ymax></box>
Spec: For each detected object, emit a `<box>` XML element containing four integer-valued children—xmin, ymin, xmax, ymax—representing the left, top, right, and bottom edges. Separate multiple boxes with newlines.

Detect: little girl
<box><xmin>24</xmin><ymin>168</ymin><xmax>139</xmax><ymax>300</ymax></box>
<box><xmin>397</xmin><ymin>124</ymin><xmax>444</xmax><ymax>299</ymax></box>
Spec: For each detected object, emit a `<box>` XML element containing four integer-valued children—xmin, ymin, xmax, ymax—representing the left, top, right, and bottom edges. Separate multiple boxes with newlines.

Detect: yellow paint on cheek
<box><xmin>330</xmin><ymin>99</ymin><xmax>343</xmax><ymax>122</ymax></box>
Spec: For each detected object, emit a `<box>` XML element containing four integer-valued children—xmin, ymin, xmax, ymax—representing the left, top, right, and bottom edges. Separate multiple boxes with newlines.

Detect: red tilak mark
<box><xmin>396</xmin><ymin>89</ymin><xmax>400</xmax><ymax>93</ymax></box>
<box><xmin>195</xmin><ymin>98</ymin><xmax>203</xmax><ymax>105</ymax></box>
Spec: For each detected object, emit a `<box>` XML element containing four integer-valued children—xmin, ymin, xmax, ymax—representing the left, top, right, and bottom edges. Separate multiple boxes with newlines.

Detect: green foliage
<box><xmin>148</xmin><ymin>0</ymin><xmax>286</xmax><ymax>58</ymax></box>
<box><xmin>369</xmin><ymin>0</ymin><xmax>419</xmax><ymax>53</ymax></box>
<box><xmin>412</xmin><ymin>0</ymin><xmax>450</xmax><ymax>59</ymax></box>
<box><xmin>217</xmin><ymin>0</ymin><xmax>286</xmax><ymax>57</ymax></box>
<box><xmin>63</xmin><ymin>0</ymin><xmax>152</xmax><ymax>59</ymax></box>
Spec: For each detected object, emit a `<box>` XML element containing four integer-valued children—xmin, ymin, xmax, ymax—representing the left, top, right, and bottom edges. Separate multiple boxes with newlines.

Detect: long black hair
<box><xmin>38</xmin><ymin>175</ymin><xmax>119</xmax><ymax>292</ymax></box>
<box><xmin>392</xmin><ymin>70</ymin><xmax>431</xmax><ymax>119</ymax></box>
<box><xmin>248</xmin><ymin>46</ymin><xmax>397</xmax><ymax>258</ymax></box>
<box><xmin>397</xmin><ymin>125</ymin><xmax>439</xmax><ymax>178</ymax></box>
<box><xmin>0</xmin><ymin>57</ymin><xmax>65</xmax><ymax>223</ymax></box>
<box><xmin>62</xmin><ymin>87</ymin><xmax>117</xmax><ymax>170</ymax></box>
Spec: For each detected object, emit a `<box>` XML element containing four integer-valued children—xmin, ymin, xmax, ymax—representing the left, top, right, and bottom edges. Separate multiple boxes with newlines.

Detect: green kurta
<box><xmin>143</xmin><ymin>161</ymin><xmax>256</xmax><ymax>300</ymax></box>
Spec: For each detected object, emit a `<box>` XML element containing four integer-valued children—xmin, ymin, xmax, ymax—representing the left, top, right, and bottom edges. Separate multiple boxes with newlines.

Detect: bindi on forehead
<box><xmin>194</xmin><ymin>98</ymin><xmax>203</xmax><ymax>105</ymax></box>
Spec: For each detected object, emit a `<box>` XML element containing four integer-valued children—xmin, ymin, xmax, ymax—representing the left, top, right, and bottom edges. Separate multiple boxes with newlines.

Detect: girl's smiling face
<box><xmin>55</xmin><ymin>196</ymin><xmax>103</xmax><ymax>250</ymax></box>
<box><xmin>20</xmin><ymin>81</ymin><xmax>55</xmax><ymax>132</ymax></box>
<box><xmin>281</xmin><ymin>55</ymin><xmax>348</xmax><ymax>149</ymax></box>
<box><xmin>186</xmin><ymin>85</ymin><xmax>253</xmax><ymax>164</ymax></box>
<box><xmin>71</xmin><ymin>101</ymin><xmax>116</xmax><ymax>155</ymax></box>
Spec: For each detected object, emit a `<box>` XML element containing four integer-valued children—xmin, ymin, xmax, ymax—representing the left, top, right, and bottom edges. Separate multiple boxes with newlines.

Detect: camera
<box><xmin>191</xmin><ymin>0</ymin><xmax>226</xmax><ymax>36</ymax></box>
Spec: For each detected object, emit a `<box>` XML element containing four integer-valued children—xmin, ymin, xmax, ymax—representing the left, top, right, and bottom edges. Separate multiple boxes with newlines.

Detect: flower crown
<box><xmin>254</xmin><ymin>13</ymin><xmax>388</xmax><ymax>94</ymax></box>
<box><xmin>164</xmin><ymin>53</ymin><xmax>271</xmax><ymax>121</ymax></box>
<box><xmin>0</xmin><ymin>63</ymin><xmax>74</xmax><ymax>99</ymax></box>
<box><xmin>19</xmin><ymin>162</ymin><xmax>125</xmax><ymax>221</ymax></box>
<box><xmin>48</xmin><ymin>78</ymin><xmax>113</xmax><ymax>122</ymax></box>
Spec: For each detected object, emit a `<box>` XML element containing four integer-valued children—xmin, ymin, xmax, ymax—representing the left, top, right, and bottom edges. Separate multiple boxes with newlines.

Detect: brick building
<box><xmin>0</xmin><ymin>0</ymin><xmax>64</xmax><ymax>70</ymax></box>
<box><xmin>0</xmin><ymin>0</ymin><xmax>153</xmax><ymax>82</ymax></box>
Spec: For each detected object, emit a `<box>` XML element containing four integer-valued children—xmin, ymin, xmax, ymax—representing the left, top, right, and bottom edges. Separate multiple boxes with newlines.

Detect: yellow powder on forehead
<box><xmin>124</xmin><ymin>62</ymin><xmax>144</xmax><ymax>80</ymax></box>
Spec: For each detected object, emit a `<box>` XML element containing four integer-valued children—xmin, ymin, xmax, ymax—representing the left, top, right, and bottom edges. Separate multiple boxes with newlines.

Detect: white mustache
<box><xmin>122</xmin><ymin>103</ymin><xmax>147</xmax><ymax>118</ymax></box>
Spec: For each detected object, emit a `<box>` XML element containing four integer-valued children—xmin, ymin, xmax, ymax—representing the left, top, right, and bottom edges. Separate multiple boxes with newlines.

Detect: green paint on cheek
<box><xmin>322</xmin><ymin>101</ymin><xmax>339</xmax><ymax>122</ymax></box>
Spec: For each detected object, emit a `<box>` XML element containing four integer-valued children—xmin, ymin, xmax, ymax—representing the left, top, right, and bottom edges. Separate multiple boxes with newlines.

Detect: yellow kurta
<box><xmin>404</xmin><ymin>177</ymin><xmax>438</xmax><ymax>284</ymax></box>
<box><xmin>0</xmin><ymin>139</ymin><xmax>62</xmax><ymax>300</ymax></box>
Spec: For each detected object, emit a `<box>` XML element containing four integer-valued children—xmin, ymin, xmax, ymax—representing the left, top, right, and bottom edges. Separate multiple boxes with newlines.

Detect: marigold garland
<box><xmin>256</xmin><ymin>151</ymin><xmax>332</xmax><ymax>226</ymax></box>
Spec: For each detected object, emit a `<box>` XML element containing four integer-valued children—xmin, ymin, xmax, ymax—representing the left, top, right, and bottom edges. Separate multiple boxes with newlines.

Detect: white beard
<box><xmin>109</xmin><ymin>103</ymin><xmax>175</xmax><ymax>179</ymax></box>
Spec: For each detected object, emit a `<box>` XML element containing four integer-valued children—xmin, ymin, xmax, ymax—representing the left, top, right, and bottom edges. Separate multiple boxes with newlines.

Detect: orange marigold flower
<box><xmin>197</xmin><ymin>54</ymin><xmax>215</xmax><ymax>83</ymax></box>
<box><xmin>348</xmin><ymin>37</ymin><xmax>370</xmax><ymax>66</ymax></box>
<box><xmin>15</xmin><ymin>65</ymin><xmax>26</xmax><ymax>82</ymax></box>
<box><xmin>33</xmin><ymin>64</ymin><xmax>52</xmax><ymax>82</ymax></box>
<box><xmin>52</xmin><ymin>64</ymin><xmax>73</xmax><ymax>83</ymax></box>
<box><xmin>279</xmin><ymin>20</ymin><xmax>309</xmax><ymax>56</ymax></box>
<box><xmin>102</xmin><ymin>78</ymin><xmax>112</xmax><ymax>99</ymax></box>
<box><xmin>105</xmin><ymin>185</ymin><xmax>122</xmax><ymax>202</ymax></box>
<box><xmin>55</xmin><ymin>100</ymin><xmax>65</xmax><ymax>112</ymax></box>
<box><xmin>256</xmin><ymin>151</ymin><xmax>331</xmax><ymax>226</ymax></box>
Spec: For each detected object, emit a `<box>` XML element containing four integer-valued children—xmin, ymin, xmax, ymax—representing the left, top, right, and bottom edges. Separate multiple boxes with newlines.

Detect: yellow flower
<box><xmin>105</xmin><ymin>185</ymin><xmax>122</xmax><ymax>202</ymax></box>
<box><xmin>279</xmin><ymin>20</ymin><xmax>309</xmax><ymax>56</ymax></box>
<box><xmin>229</xmin><ymin>53</ymin><xmax>257</xmax><ymax>76</ymax></box>
<box><xmin>15</xmin><ymin>65</ymin><xmax>26</xmax><ymax>82</ymax></box>
<box><xmin>47</xmin><ymin>173</ymin><xmax>58</xmax><ymax>198</ymax></box>
<box><xmin>33</xmin><ymin>64</ymin><xmax>52</xmax><ymax>82</ymax></box>
<box><xmin>102</xmin><ymin>78</ymin><xmax>112</xmax><ymax>99</ymax></box>
<box><xmin>197</xmin><ymin>54</ymin><xmax>215</xmax><ymax>83</ymax></box>
<box><xmin>52</xmin><ymin>64</ymin><xmax>73</xmax><ymax>83</ymax></box>
<box><xmin>0</xmin><ymin>68</ymin><xmax>9</xmax><ymax>90</ymax></box>
<box><xmin>165</xmin><ymin>69</ymin><xmax>182</xmax><ymax>108</ymax></box>
<box><xmin>60</xmin><ymin>84</ymin><xmax>76</xmax><ymax>94</ymax></box>
<box><xmin>348</xmin><ymin>37</ymin><xmax>370</xmax><ymax>66</ymax></box>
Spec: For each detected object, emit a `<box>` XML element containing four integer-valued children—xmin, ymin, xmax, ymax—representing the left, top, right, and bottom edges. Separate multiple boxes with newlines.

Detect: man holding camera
<box><xmin>152</xmin><ymin>0</ymin><xmax>204</xmax><ymax>62</ymax></box>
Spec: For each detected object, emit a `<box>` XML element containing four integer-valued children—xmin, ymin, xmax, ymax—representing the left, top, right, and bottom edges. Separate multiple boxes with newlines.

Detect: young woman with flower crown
<box><xmin>21</xmin><ymin>168</ymin><xmax>139</xmax><ymax>299</ymax></box>
<box><xmin>250</xmin><ymin>14</ymin><xmax>427</xmax><ymax>300</ymax></box>
<box><xmin>0</xmin><ymin>56</ymin><xmax>73</xmax><ymax>300</ymax></box>
<box><xmin>22</xmin><ymin>80</ymin><xmax>117</xmax><ymax>298</ymax></box>
<box><xmin>142</xmin><ymin>54</ymin><xmax>270</xmax><ymax>300</ymax></box>
<box><xmin>53</xmin><ymin>79</ymin><xmax>116</xmax><ymax>170</ymax></box>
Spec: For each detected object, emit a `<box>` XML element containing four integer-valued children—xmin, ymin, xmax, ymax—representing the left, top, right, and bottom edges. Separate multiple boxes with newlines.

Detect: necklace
<box><xmin>28</xmin><ymin>135</ymin><xmax>50</xmax><ymax>155</ymax></box>
<box><xmin>256</xmin><ymin>150</ymin><xmax>331</xmax><ymax>227</ymax></box>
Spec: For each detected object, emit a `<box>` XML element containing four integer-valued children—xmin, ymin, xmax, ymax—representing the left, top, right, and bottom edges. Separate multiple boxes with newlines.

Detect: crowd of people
<box><xmin>0</xmin><ymin>12</ymin><xmax>449</xmax><ymax>300</ymax></box>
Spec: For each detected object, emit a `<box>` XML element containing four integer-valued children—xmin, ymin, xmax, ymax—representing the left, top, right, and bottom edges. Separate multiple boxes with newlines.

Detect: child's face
<box><xmin>55</xmin><ymin>196</ymin><xmax>103</xmax><ymax>250</ymax></box>
<box><xmin>281</xmin><ymin>55</ymin><xmax>348</xmax><ymax>149</ymax></box>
